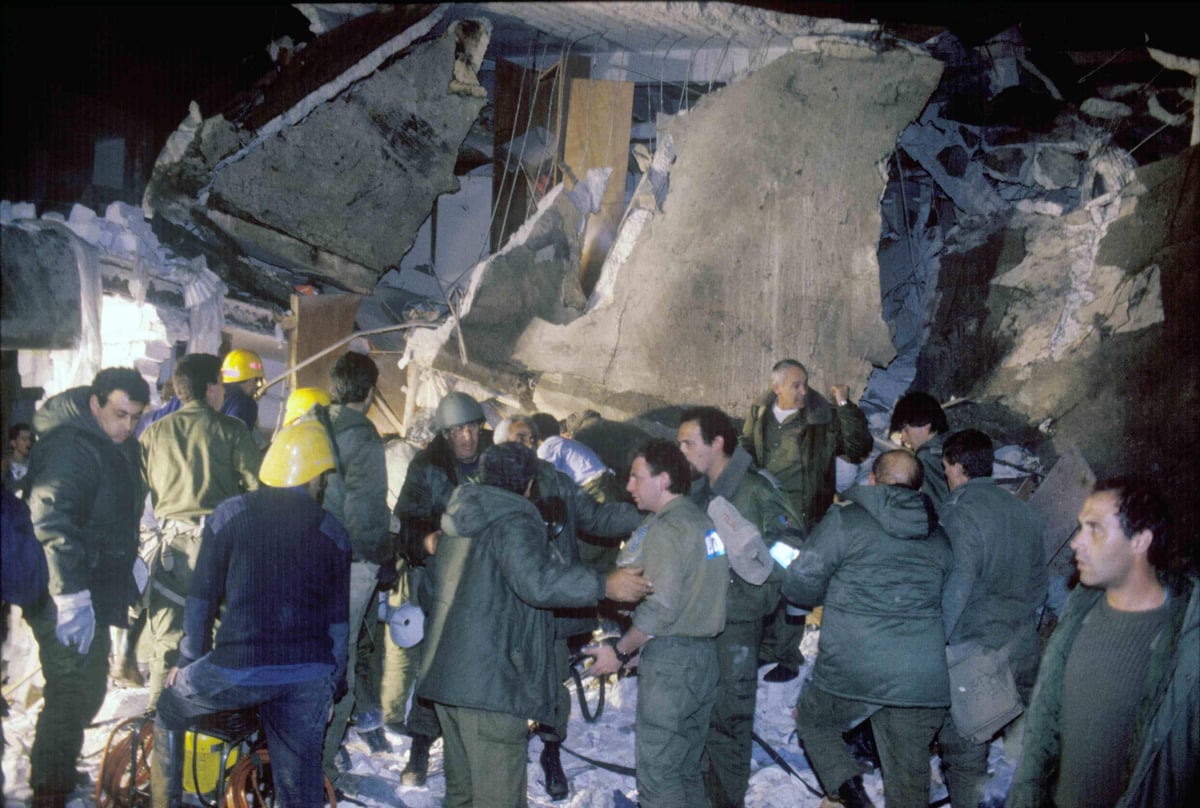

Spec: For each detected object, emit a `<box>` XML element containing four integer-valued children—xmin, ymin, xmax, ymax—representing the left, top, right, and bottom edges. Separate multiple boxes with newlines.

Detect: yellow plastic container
<box><xmin>182</xmin><ymin>730</ymin><xmax>241</xmax><ymax>796</ymax></box>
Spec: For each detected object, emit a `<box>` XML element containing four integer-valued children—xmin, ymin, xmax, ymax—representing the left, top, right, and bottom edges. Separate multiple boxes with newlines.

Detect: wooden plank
<box><xmin>562</xmin><ymin>77</ymin><xmax>635</xmax><ymax>295</ymax></box>
<box><xmin>1026</xmin><ymin>444</ymin><xmax>1095</xmax><ymax>569</ymax></box>
<box><xmin>491</xmin><ymin>56</ymin><xmax>589</xmax><ymax>253</ymax></box>
<box><xmin>286</xmin><ymin>292</ymin><xmax>363</xmax><ymax>391</ymax></box>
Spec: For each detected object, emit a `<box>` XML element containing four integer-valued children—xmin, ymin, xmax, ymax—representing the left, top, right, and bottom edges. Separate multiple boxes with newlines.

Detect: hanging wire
<box><xmin>683</xmin><ymin>35</ymin><xmax>718</xmax><ymax>113</ymax></box>
<box><xmin>547</xmin><ymin>33</ymin><xmax>575</xmax><ymax>192</ymax></box>
<box><xmin>646</xmin><ymin>33</ymin><xmax>668</xmax><ymax>130</ymax></box>
<box><xmin>477</xmin><ymin>32</ymin><xmax>537</xmax><ymax>263</ymax></box>
<box><xmin>708</xmin><ymin>35</ymin><xmax>736</xmax><ymax>94</ymax></box>
<box><xmin>491</xmin><ymin>35</ymin><xmax>549</xmax><ymax>270</ymax></box>
<box><xmin>660</xmin><ymin>35</ymin><xmax>688</xmax><ymax>117</ymax></box>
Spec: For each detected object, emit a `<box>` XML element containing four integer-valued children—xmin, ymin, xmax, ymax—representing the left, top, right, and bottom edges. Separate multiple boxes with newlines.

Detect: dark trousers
<box><xmin>26</xmin><ymin>601</ymin><xmax>112</xmax><ymax>797</ymax></box>
<box><xmin>796</xmin><ymin>683</ymin><xmax>942</xmax><ymax>808</ymax></box>
<box><xmin>152</xmin><ymin>656</ymin><xmax>333</xmax><ymax>808</ymax></box>
<box><xmin>703</xmin><ymin>619</ymin><xmax>763</xmax><ymax>807</ymax></box>
<box><xmin>759</xmin><ymin>597</ymin><xmax>805</xmax><ymax>669</ymax></box>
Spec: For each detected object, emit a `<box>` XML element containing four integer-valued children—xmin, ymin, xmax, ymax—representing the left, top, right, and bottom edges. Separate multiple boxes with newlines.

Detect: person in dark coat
<box><xmin>785</xmin><ymin>451</ymin><xmax>951</xmax><ymax>808</ymax></box>
<box><xmin>150</xmin><ymin>419</ymin><xmax>351</xmax><ymax>808</ymax></box>
<box><xmin>1007</xmin><ymin>477</ymin><xmax>1198</xmax><ymax>808</ymax></box>
<box><xmin>889</xmin><ymin>391</ymin><xmax>951</xmax><ymax>513</ymax></box>
<box><xmin>740</xmin><ymin>359</ymin><xmax>872</xmax><ymax>683</ymax></box>
<box><xmin>23</xmin><ymin>368</ymin><xmax>150</xmax><ymax>808</ymax></box>
<box><xmin>938</xmin><ymin>429</ymin><xmax>1046</xmax><ymax>807</ymax></box>
<box><xmin>417</xmin><ymin>442</ymin><xmax>650</xmax><ymax>808</ymax></box>
<box><xmin>391</xmin><ymin>390</ymin><xmax>494</xmax><ymax>785</ymax></box>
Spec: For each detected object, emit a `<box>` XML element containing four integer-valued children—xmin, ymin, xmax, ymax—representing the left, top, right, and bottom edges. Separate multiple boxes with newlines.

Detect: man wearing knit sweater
<box><xmin>1007</xmin><ymin>478</ymin><xmax>1198</xmax><ymax>808</ymax></box>
<box><xmin>150</xmin><ymin>421</ymin><xmax>351</xmax><ymax>808</ymax></box>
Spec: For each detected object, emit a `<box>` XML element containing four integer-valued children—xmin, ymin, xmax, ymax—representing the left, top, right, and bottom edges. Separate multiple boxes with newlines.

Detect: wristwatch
<box><xmin>607</xmin><ymin>637</ymin><xmax>635</xmax><ymax>668</ymax></box>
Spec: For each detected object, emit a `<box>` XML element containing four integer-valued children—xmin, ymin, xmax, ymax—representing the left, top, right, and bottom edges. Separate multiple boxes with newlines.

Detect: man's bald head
<box><xmin>871</xmin><ymin>450</ymin><xmax>924</xmax><ymax>491</ymax></box>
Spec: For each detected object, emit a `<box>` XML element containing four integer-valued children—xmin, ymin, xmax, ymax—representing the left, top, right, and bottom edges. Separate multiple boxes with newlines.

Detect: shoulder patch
<box><xmin>704</xmin><ymin>528</ymin><xmax>727</xmax><ymax>560</ymax></box>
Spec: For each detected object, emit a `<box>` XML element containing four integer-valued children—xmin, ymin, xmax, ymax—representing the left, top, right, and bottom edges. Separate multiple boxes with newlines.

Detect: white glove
<box><xmin>52</xmin><ymin>590</ymin><xmax>96</xmax><ymax>655</ymax></box>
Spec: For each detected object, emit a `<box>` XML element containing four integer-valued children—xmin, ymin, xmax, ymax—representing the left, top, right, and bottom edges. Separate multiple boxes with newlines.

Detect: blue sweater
<box><xmin>179</xmin><ymin>487</ymin><xmax>351</xmax><ymax>683</ymax></box>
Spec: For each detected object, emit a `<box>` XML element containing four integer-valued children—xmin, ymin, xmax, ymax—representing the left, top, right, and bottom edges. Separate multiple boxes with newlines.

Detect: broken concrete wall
<box><xmin>404</xmin><ymin>181</ymin><xmax>593</xmax><ymax>397</ymax></box>
<box><xmin>918</xmin><ymin>146</ymin><xmax>1199</xmax><ymax>553</ymax></box>
<box><xmin>506</xmin><ymin>43</ymin><xmax>943</xmax><ymax>418</ymax></box>
<box><xmin>145</xmin><ymin>16</ymin><xmax>491</xmax><ymax>294</ymax></box>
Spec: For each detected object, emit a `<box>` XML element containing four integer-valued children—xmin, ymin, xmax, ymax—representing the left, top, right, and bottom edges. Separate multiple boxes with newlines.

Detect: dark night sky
<box><xmin>2</xmin><ymin>4</ymin><xmax>310</xmax><ymax>204</ymax></box>
<box><xmin>3</xmin><ymin>3</ymin><xmax>1195</xmax><ymax>206</ymax></box>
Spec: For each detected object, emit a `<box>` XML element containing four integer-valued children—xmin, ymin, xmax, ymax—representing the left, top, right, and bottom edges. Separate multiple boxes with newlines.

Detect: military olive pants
<box><xmin>796</xmin><ymin>683</ymin><xmax>943</xmax><ymax>808</ymax></box>
<box><xmin>637</xmin><ymin>635</ymin><xmax>719</xmax><ymax>808</ymax></box>
<box><xmin>703</xmin><ymin>619</ymin><xmax>763</xmax><ymax>807</ymax></box>
<box><xmin>435</xmin><ymin>703</ymin><xmax>529</xmax><ymax>808</ymax></box>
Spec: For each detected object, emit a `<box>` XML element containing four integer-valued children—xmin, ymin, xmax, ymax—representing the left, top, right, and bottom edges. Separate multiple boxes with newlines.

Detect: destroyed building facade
<box><xmin>3</xmin><ymin>2</ymin><xmax>1197</xmax><ymax>554</ymax></box>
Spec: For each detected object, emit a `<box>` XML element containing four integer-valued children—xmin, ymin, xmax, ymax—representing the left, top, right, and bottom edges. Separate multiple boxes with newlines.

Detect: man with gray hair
<box><xmin>741</xmin><ymin>358</ymin><xmax>871</xmax><ymax>682</ymax></box>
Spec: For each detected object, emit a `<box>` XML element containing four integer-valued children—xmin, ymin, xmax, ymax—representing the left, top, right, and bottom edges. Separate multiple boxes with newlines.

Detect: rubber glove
<box><xmin>52</xmin><ymin>590</ymin><xmax>95</xmax><ymax>655</ymax></box>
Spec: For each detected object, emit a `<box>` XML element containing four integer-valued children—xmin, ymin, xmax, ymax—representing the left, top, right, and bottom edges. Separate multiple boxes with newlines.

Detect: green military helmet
<box><xmin>434</xmin><ymin>391</ymin><xmax>484</xmax><ymax>431</ymax></box>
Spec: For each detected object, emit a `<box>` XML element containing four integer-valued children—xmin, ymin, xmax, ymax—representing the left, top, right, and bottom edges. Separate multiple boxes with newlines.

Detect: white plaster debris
<box><xmin>1081</xmin><ymin>97</ymin><xmax>1135</xmax><ymax>120</ymax></box>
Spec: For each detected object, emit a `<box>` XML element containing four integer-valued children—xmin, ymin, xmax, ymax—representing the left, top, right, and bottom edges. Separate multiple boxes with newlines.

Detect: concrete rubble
<box><xmin>411</xmin><ymin>39</ymin><xmax>943</xmax><ymax>421</ymax></box>
<box><xmin>1</xmin><ymin>199</ymin><xmax>278</xmax><ymax>404</ymax></box>
<box><xmin>144</xmin><ymin>12</ymin><xmax>491</xmax><ymax>295</ymax></box>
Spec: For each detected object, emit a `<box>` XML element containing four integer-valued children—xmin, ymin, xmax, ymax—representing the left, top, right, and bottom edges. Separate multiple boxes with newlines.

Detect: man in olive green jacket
<box><xmin>417</xmin><ymin>442</ymin><xmax>649</xmax><ymax>808</ymax></box>
<box><xmin>680</xmin><ymin>405</ymin><xmax>802</xmax><ymax>808</ymax></box>
<box><xmin>1007</xmin><ymin>478</ymin><xmax>1197</xmax><ymax>808</ymax></box>
<box><xmin>741</xmin><ymin>359</ymin><xmax>872</xmax><ymax>682</ymax></box>
<box><xmin>786</xmin><ymin>451</ymin><xmax>951</xmax><ymax>808</ymax></box>
<box><xmin>25</xmin><ymin>368</ymin><xmax>150</xmax><ymax>808</ymax></box>
<box><xmin>140</xmin><ymin>354</ymin><xmax>260</xmax><ymax>704</ymax></box>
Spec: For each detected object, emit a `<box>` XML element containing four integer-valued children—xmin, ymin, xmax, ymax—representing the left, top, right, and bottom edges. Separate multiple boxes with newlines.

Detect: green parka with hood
<box><xmin>415</xmin><ymin>483</ymin><xmax>606</xmax><ymax>727</ymax></box>
<box><xmin>782</xmin><ymin>483</ymin><xmax>952</xmax><ymax>707</ymax></box>
<box><xmin>27</xmin><ymin>387</ymin><xmax>143</xmax><ymax>626</ymax></box>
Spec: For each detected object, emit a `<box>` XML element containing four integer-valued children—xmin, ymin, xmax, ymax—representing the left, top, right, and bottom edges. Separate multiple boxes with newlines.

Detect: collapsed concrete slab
<box><xmin>405</xmin><ymin>41</ymin><xmax>941</xmax><ymax>420</ymax></box>
<box><xmin>144</xmin><ymin>15</ymin><xmax>490</xmax><ymax>294</ymax></box>
<box><xmin>508</xmin><ymin>42</ymin><xmax>943</xmax><ymax>418</ymax></box>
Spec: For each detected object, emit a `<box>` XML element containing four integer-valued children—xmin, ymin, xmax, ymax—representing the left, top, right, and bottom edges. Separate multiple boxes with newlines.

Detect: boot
<box><xmin>540</xmin><ymin>741</ymin><xmax>569</xmax><ymax>801</ymax></box>
<box><xmin>763</xmin><ymin>663</ymin><xmax>799</xmax><ymax>683</ymax></box>
<box><xmin>359</xmin><ymin>726</ymin><xmax>392</xmax><ymax>754</ymax></box>
<box><xmin>400</xmin><ymin>734</ymin><xmax>431</xmax><ymax>786</ymax></box>
<box><xmin>836</xmin><ymin>775</ymin><xmax>876</xmax><ymax>808</ymax></box>
<box><xmin>111</xmin><ymin>656</ymin><xmax>145</xmax><ymax>687</ymax></box>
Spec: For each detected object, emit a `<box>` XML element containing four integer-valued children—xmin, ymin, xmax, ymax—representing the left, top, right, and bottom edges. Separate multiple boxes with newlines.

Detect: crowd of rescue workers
<box><xmin>1</xmin><ymin>350</ymin><xmax>1195</xmax><ymax>808</ymax></box>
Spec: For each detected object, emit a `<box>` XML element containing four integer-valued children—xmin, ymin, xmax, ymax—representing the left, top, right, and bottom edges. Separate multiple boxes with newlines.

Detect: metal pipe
<box><xmin>257</xmin><ymin>321</ymin><xmax>432</xmax><ymax>397</ymax></box>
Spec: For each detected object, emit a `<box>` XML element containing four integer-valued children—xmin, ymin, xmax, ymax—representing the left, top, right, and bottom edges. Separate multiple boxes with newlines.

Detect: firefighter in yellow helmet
<box><xmin>219</xmin><ymin>349</ymin><xmax>265</xmax><ymax>430</ymax></box>
<box><xmin>151</xmin><ymin>418</ymin><xmax>351</xmax><ymax>807</ymax></box>
<box><xmin>283</xmin><ymin>387</ymin><xmax>332</xmax><ymax>427</ymax></box>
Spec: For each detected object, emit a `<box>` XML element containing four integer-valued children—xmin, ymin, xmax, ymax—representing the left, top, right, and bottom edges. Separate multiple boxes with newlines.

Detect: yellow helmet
<box><xmin>259</xmin><ymin>420</ymin><xmax>335</xmax><ymax>487</ymax></box>
<box><xmin>221</xmin><ymin>349</ymin><xmax>265</xmax><ymax>383</ymax></box>
<box><xmin>283</xmin><ymin>387</ymin><xmax>331</xmax><ymax>426</ymax></box>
